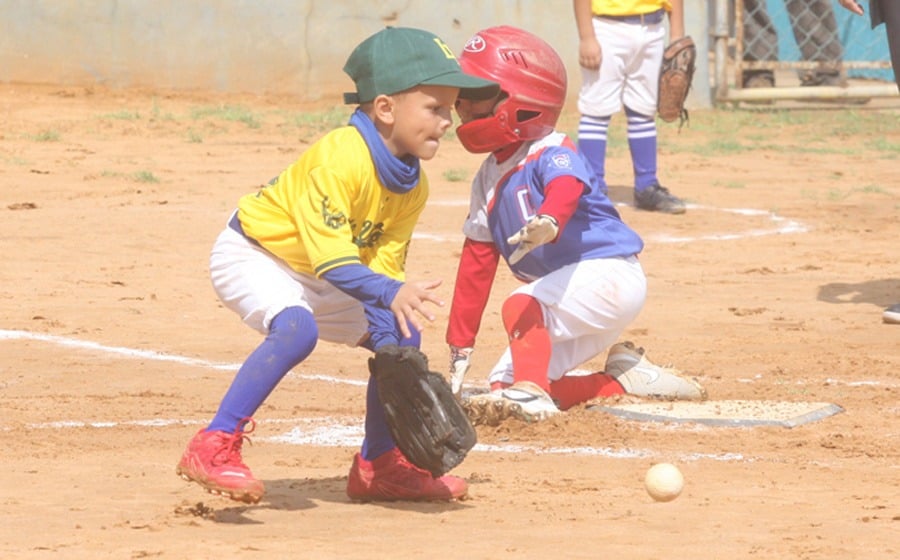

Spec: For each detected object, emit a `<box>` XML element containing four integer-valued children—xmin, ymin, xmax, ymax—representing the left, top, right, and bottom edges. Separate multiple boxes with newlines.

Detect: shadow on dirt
<box><xmin>817</xmin><ymin>278</ymin><xmax>900</xmax><ymax>308</ymax></box>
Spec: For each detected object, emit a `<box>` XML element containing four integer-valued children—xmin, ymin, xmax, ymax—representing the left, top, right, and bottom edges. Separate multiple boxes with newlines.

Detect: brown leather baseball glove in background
<box><xmin>658</xmin><ymin>36</ymin><xmax>696</xmax><ymax>127</ymax></box>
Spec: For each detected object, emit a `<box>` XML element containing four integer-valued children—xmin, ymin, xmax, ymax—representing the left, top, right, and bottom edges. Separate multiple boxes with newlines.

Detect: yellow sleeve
<box><xmin>236</xmin><ymin>126</ymin><xmax>429</xmax><ymax>281</ymax></box>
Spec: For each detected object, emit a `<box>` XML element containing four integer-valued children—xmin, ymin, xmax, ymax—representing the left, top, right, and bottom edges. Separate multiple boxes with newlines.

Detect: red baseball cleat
<box><xmin>176</xmin><ymin>418</ymin><xmax>265</xmax><ymax>504</ymax></box>
<box><xmin>346</xmin><ymin>448</ymin><xmax>468</xmax><ymax>502</ymax></box>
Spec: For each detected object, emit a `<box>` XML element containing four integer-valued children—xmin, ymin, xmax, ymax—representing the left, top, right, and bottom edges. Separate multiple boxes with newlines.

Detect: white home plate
<box><xmin>589</xmin><ymin>400</ymin><xmax>844</xmax><ymax>428</ymax></box>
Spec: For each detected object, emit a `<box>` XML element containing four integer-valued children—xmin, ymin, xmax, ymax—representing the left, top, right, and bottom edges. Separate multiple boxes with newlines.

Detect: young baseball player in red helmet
<box><xmin>445</xmin><ymin>26</ymin><xmax>706</xmax><ymax>425</ymax></box>
<box><xmin>175</xmin><ymin>26</ymin><xmax>498</xmax><ymax>504</ymax></box>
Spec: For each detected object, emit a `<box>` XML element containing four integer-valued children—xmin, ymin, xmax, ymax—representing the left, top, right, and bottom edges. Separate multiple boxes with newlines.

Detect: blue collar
<box><xmin>349</xmin><ymin>109</ymin><xmax>420</xmax><ymax>194</ymax></box>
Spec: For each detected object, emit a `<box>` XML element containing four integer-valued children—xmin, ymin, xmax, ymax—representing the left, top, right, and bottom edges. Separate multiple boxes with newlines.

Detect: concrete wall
<box><xmin>0</xmin><ymin>0</ymin><xmax>711</xmax><ymax>107</ymax></box>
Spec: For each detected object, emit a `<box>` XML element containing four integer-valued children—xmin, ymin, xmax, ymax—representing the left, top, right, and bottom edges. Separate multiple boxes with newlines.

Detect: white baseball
<box><xmin>644</xmin><ymin>462</ymin><xmax>684</xmax><ymax>502</ymax></box>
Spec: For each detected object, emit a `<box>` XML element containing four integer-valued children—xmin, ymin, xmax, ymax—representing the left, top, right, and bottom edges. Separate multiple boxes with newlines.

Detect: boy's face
<box><xmin>383</xmin><ymin>85</ymin><xmax>459</xmax><ymax>161</ymax></box>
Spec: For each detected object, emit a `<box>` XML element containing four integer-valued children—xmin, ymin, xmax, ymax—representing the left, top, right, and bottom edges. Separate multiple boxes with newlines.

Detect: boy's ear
<box><xmin>372</xmin><ymin>94</ymin><xmax>395</xmax><ymax>126</ymax></box>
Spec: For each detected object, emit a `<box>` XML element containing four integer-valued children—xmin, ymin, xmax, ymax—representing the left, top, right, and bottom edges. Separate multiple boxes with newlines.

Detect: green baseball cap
<box><xmin>343</xmin><ymin>26</ymin><xmax>499</xmax><ymax>104</ymax></box>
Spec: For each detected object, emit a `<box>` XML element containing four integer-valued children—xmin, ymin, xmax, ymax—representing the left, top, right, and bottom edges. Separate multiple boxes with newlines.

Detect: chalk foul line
<box><xmin>0</xmin><ymin>328</ymin><xmax>365</xmax><ymax>386</ymax></box>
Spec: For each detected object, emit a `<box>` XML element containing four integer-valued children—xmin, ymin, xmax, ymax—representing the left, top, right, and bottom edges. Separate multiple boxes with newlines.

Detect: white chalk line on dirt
<box><xmin>1</xmin><ymin>328</ymin><xmax>756</xmax><ymax>462</ymax></box>
<box><xmin>3</xmin><ymin>328</ymin><xmax>890</xmax><ymax>391</ymax></box>
<box><xmin>0</xmin><ymin>328</ymin><xmax>242</xmax><ymax>372</ymax></box>
<box><xmin>14</xmin><ymin>415</ymin><xmax>749</xmax><ymax>464</ymax></box>
<box><xmin>1</xmin><ymin>324</ymin><xmax>889</xmax><ymax>465</ymax></box>
<box><xmin>647</xmin><ymin>204</ymin><xmax>807</xmax><ymax>243</ymax></box>
<box><xmin>0</xmin><ymin>328</ymin><xmax>366</xmax><ymax>386</ymax></box>
<box><xmin>422</xmin><ymin>201</ymin><xmax>808</xmax><ymax>244</ymax></box>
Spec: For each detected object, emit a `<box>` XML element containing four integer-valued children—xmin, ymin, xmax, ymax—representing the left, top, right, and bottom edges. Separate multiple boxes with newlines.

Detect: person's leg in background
<box><xmin>873</xmin><ymin>0</ymin><xmax>900</xmax><ymax>90</ymax></box>
<box><xmin>742</xmin><ymin>0</ymin><xmax>779</xmax><ymax>87</ymax></box>
<box><xmin>872</xmin><ymin>0</ymin><xmax>899</xmax><ymax>324</ymax></box>
<box><xmin>787</xmin><ymin>0</ymin><xmax>845</xmax><ymax>86</ymax></box>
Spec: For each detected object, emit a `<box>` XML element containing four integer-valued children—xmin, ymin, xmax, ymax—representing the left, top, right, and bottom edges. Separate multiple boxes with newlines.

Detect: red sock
<box><xmin>501</xmin><ymin>293</ymin><xmax>552</xmax><ymax>392</ymax></box>
<box><xmin>549</xmin><ymin>373</ymin><xmax>624</xmax><ymax>411</ymax></box>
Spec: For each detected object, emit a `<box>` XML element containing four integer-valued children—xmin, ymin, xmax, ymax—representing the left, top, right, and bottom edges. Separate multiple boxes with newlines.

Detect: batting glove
<box><xmin>506</xmin><ymin>214</ymin><xmax>559</xmax><ymax>265</ymax></box>
<box><xmin>449</xmin><ymin>346</ymin><xmax>474</xmax><ymax>398</ymax></box>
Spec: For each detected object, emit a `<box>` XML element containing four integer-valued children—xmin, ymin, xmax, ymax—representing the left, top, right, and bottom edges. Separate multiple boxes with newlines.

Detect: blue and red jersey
<box><xmin>462</xmin><ymin>132</ymin><xmax>643</xmax><ymax>282</ymax></box>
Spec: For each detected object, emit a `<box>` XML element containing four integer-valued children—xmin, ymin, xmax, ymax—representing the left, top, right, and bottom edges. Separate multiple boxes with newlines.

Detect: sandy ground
<box><xmin>1</xmin><ymin>84</ymin><xmax>898</xmax><ymax>559</ymax></box>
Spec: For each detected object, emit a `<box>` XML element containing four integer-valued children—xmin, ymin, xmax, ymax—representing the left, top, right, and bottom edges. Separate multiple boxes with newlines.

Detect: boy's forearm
<box><xmin>668</xmin><ymin>0</ymin><xmax>685</xmax><ymax>39</ymax></box>
<box><xmin>573</xmin><ymin>0</ymin><xmax>595</xmax><ymax>40</ymax></box>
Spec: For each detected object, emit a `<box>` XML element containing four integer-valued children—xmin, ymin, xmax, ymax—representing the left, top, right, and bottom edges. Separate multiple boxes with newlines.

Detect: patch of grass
<box><xmin>690</xmin><ymin>139</ymin><xmax>745</xmax><ymax>155</ymax></box>
<box><xmin>793</xmin><ymin>145</ymin><xmax>843</xmax><ymax>155</ymax></box>
<box><xmin>101</xmin><ymin>110</ymin><xmax>141</xmax><ymax>120</ymax></box>
<box><xmin>494</xmin><ymin>107</ymin><xmax>900</xmax><ymax>162</ymax></box>
<box><xmin>285</xmin><ymin>106</ymin><xmax>351</xmax><ymax>133</ymax></box>
<box><xmin>606</xmin><ymin>144</ymin><xmax>627</xmax><ymax>158</ymax></box>
<box><xmin>799</xmin><ymin>188</ymin><xmax>819</xmax><ymax>201</ymax></box>
<box><xmin>149</xmin><ymin>98</ymin><xmax>175</xmax><ymax>121</ymax></box>
<box><xmin>191</xmin><ymin>104</ymin><xmax>261</xmax><ymax>128</ymax></box>
<box><xmin>186</xmin><ymin>129</ymin><xmax>203</xmax><ymax>143</ymax></box>
<box><xmin>658</xmin><ymin>107</ymin><xmax>898</xmax><ymax>155</ymax></box>
<box><xmin>714</xmin><ymin>180</ymin><xmax>746</xmax><ymax>189</ymax></box>
<box><xmin>132</xmin><ymin>170</ymin><xmax>160</xmax><ymax>183</ymax></box>
<box><xmin>442</xmin><ymin>168</ymin><xmax>468</xmax><ymax>182</ymax></box>
<box><xmin>33</xmin><ymin>129</ymin><xmax>60</xmax><ymax>142</ymax></box>
<box><xmin>803</xmin><ymin>183</ymin><xmax>892</xmax><ymax>201</ymax></box>
<box><xmin>826</xmin><ymin>188</ymin><xmax>852</xmax><ymax>201</ymax></box>
<box><xmin>740</xmin><ymin>132</ymin><xmax>769</xmax><ymax>143</ymax></box>
<box><xmin>768</xmin><ymin>110</ymin><xmax>813</xmax><ymax>127</ymax></box>
<box><xmin>858</xmin><ymin>184</ymin><xmax>889</xmax><ymax>195</ymax></box>
<box><xmin>866</xmin><ymin>137</ymin><xmax>900</xmax><ymax>154</ymax></box>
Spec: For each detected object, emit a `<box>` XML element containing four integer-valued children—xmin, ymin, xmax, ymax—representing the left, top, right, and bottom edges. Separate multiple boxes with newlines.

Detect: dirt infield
<box><xmin>1</xmin><ymin>83</ymin><xmax>898</xmax><ymax>559</ymax></box>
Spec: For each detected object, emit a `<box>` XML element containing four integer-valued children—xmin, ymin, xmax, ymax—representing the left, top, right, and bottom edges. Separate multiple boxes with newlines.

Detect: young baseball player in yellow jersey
<box><xmin>574</xmin><ymin>0</ymin><xmax>688</xmax><ymax>214</ymax></box>
<box><xmin>175</xmin><ymin>27</ymin><xmax>498</xmax><ymax>504</ymax></box>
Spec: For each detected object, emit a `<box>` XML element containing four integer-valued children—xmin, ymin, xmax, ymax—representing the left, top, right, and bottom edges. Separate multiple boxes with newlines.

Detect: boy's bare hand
<box><xmin>578</xmin><ymin>37</ymin><xmax>602</xmax><ymax>70</ymax></box>
<box><xmin>391</xmin><ymin>279</ymin><xmax>444</xmax><ymax>339</ymax></box>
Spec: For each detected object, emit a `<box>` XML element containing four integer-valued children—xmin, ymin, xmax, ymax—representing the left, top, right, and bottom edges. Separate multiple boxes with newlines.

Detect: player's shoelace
<box><xmin>212</xmin><ymin>417</ymin><xmax>255</xmax><ymax>467</ymax></box>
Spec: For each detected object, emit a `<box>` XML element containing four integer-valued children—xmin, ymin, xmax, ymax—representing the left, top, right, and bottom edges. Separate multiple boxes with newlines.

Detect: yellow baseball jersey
<box><xmin>592</xmin><ymin>0</ymin><xmax>671</xmax><ymax>16</ymax></box>
<box><xmin>236</xmin><ymin>125</ymin><xmax>427</xmax><ymax>281</ymax></box>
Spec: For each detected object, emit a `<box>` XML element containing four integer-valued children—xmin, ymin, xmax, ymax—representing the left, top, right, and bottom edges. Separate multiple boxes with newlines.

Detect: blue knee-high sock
<box><xmin>577</xmin><ymin>115</ymin><xmax>611</xmax><ymax>193</ymax></box>
<box><xmin>625</xmin><ymin>106</ymin><xmax>659</xmax><ymax>190</ymax></box>
<box><xmin>360</xmin><ymin>326</ymin><xmax>421</xmax><ymax>461</ymax></box>
<box><xmin>207</xmin><ymin>306</ymin><xmax>318</xmax><ymax>433</ymax></box>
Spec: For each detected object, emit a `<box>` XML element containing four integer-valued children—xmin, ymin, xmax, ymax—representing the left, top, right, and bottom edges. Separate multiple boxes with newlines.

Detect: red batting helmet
<box><xmin>456</xmin><ymin>25</ymin><xmax>567</xmax><ymax>153</ymax></box>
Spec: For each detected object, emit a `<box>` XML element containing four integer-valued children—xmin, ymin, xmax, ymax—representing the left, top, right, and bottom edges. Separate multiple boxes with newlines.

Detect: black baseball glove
<box><xmin>369</xmin><ymin>345</ymin><xmax>477</xmax><ymax>477</ymax></box>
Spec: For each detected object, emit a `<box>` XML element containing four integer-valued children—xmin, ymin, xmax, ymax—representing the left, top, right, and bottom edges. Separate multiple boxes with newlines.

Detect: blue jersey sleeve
<box><xmin>534</xmin><ymin>146</ymin><xmax>594</xmax><ymax>193</ymax></box>
<box><xmin>321</xmin><ymin>264</ymin><xmax>404</xmax><ymax>348</ymax></box>
<box><xmin>321</xmin><ymin>263</ymin><xmax>402</xmax><ymax>308</ymax></box>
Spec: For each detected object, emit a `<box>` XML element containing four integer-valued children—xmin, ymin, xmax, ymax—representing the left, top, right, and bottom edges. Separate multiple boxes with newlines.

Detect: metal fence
<box><xmin>712</xmin><ymin>0</ymin><xmax>898</xmax><ymax>104</ymax></box>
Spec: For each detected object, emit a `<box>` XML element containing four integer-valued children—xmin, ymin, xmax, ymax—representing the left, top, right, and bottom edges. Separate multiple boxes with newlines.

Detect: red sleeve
<box><xmin>445</xmin><ymin>237</ymin><xmax>501</xmax><ymax>348</ymax></box>
<box><xmin>537</xmin><ymin>175</ymin><xmax>585</xmax><ymax>235</ymax></box>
